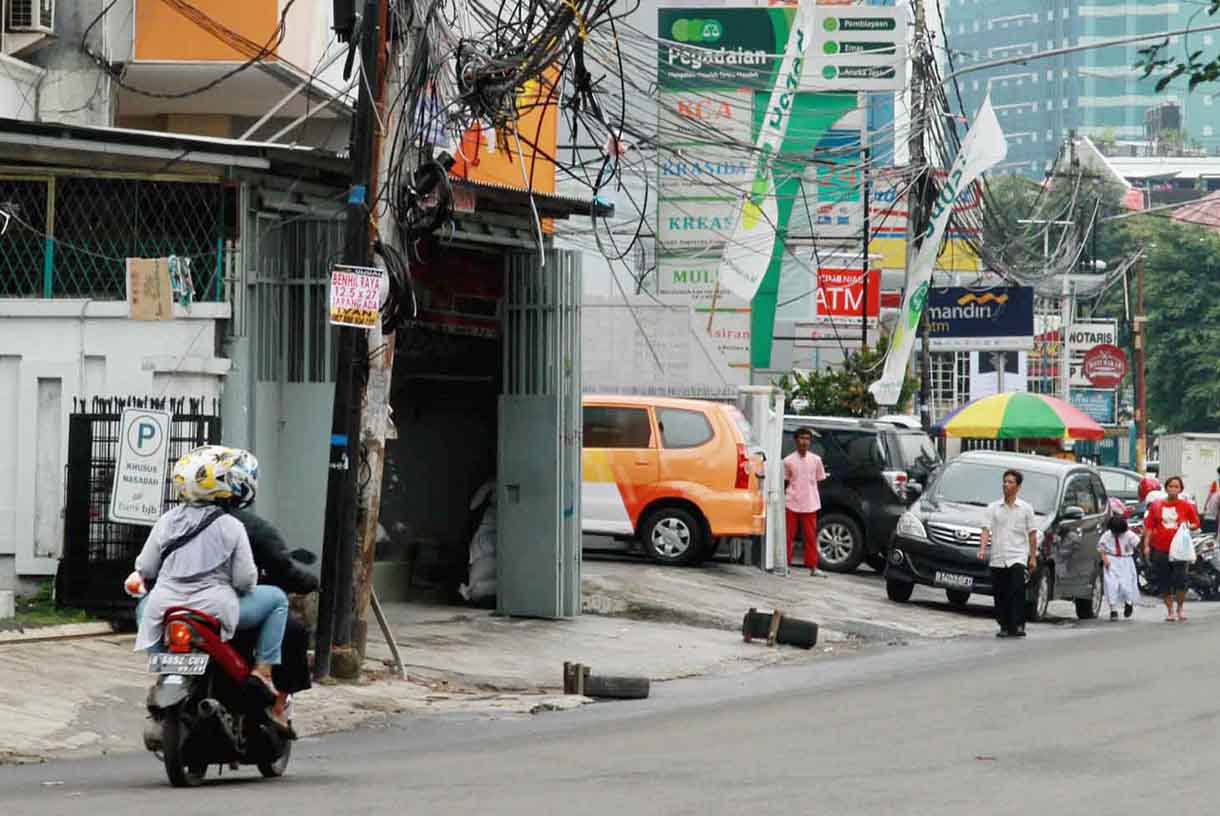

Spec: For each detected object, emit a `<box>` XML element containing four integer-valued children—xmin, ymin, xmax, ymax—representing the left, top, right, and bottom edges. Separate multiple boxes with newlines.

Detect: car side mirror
<box><xmin>1060</xmin><ymin>506</ymin><xmax>1086</xmax><ymax>522</ymax></box>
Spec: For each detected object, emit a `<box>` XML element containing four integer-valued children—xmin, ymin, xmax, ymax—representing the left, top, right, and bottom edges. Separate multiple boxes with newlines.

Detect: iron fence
<box><xmin>57</xmin><ymin>395</ymin><xmax>222</xmax><ymax>615</ymax></box>
<box><xmin>0</xmin><ymin>174</ymin><xmax>229</xmax><ymax>300</ymax></box>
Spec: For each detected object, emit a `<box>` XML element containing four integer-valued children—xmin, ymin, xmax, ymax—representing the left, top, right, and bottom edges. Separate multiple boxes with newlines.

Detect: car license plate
<box><xmin>148</xmin><ymin>653</ymin><xmax>209</xmax><ymax>676</ymax></box>
<box><xmin>934</xmin><ymin>571</ymin><xmax>973</xmax><ymax>590</ymax></box>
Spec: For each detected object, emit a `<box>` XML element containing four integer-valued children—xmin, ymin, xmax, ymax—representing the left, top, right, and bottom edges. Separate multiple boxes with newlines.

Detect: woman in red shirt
<box><xmin>1142</xmin><ymin>475</ymin><xmax>1201</xmax><ymax>622</ymax></box>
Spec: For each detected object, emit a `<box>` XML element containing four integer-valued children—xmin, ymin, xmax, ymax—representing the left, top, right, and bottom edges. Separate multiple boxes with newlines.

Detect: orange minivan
<box><xmin>581</xmin><ymin>395</ymin><xmax>765</xmax><ymax>565</ymax></box>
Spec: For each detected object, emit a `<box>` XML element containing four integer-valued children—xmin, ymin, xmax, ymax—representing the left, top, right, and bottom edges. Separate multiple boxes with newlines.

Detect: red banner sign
<box><xmin>814</xmin><ymin>268</ymin><xmax>881</xmax><ymax>319</ymax></box>
<box><xmin>1082</xmin><ymin>343</ymin><xmax>1128</xmax><ymax>388</ymax></box>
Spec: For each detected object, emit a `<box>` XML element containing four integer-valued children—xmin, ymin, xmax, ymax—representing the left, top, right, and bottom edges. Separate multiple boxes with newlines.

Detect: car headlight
<box><xmin>896</xmin><ymin>511</ymin><xmax>928</xmax><ymax>541</ymax></box>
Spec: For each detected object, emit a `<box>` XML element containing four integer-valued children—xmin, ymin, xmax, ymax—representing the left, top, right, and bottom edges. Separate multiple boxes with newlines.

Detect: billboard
<box><xmin>1070</xmin><ymin>388</ymin><xmax>1119</xmax><ymax>426</ymax></box>
<box><xmin>923</xmin><ymin>286</ymin><xmax>1035</xmax><ymax>351</ymax></box>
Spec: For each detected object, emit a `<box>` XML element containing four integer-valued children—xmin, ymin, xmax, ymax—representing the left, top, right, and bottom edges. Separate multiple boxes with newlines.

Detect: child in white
<box><xmin>1098</xmin><ymin>514</ymin><xmax>1140</xmax><ymax>620</ymax></box>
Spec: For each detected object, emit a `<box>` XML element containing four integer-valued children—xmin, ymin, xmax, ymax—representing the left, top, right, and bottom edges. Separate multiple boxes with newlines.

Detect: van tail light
<box><xmin>167</xmin><ymin>620</ymin><xmax>194</xmax><ymax>653</ymax></box>
<box><xmin>735</xmin><ymin>444</ymin><xmax>750</xmax><ymax>490</ymax></box>
<box><xmin>883</xmin><ymin>470</ymin><xmax>908</xmax><ymax>498</ymax></box>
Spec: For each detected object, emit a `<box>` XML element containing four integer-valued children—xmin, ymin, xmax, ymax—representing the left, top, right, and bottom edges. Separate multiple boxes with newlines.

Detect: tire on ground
<box><xmin>886</xmin><ymin>578</ymin><xmax>914</xmax><ymax>603</ymax></box>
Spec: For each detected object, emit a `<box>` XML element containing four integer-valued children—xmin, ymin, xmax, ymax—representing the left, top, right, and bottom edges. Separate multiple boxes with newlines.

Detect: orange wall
<box><xmin>450</xmin><ymin>72</ymin><xmax>558</xmax><ymax>194</ymax></box>
<box><xmin>134</xmin><ymin>0</ymin><xmax>279</xmax><ymax>61</ymax></box>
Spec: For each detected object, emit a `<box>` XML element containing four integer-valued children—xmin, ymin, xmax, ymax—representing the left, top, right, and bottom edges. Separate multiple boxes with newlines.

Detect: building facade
<box><xmin>943</xmin><ymin>0</ymin><xmax>1220</xmax><ymax>175</ymax></box>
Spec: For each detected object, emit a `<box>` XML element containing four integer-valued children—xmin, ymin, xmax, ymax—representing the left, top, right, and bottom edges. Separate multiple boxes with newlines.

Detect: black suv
<box><xmin>884</xmin><ymin>451</ymin><xmax>1107</xmax><ymax>621</ymax></box>
<box><xmin>781</xmin><ymin>416</ymin><xmax>941</xmax><ymax>573</ymax></box>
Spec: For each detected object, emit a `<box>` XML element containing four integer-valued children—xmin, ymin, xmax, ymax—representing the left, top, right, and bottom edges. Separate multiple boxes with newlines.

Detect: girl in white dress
<box><xmin>1098</xmin><ymin>514</ymin><xmax>1140</xmax><ymax>620</ymax></box>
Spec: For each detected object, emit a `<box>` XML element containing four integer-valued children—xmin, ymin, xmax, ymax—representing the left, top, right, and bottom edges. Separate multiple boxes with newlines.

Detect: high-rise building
<box><xmin>942</xmin><ymin>0</ymin><xmax>1220</xmax><ymax>175</ymax></box>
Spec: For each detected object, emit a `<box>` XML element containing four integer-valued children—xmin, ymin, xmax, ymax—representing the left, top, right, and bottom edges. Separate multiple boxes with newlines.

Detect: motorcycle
<box><xmin>1134</xmin><ymin>531</ymin><xmax>1220</xmax><ymax>600</ymax></box>
<box><xmin>144</xmin><ymin>606</ymin><xmax>293</xmax><ymax>787</ymax></box>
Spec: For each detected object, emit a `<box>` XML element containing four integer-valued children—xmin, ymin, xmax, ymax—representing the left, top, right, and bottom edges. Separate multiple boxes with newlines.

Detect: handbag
<box><xmin>1169</xmin><ymin>524</ymin><xmax>1197</xmax><ymax>563</ymax></box>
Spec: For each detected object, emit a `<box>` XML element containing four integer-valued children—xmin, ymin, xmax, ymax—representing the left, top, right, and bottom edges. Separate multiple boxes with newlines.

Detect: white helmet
<box><xmin>172</xmin><ymin>445</ymin><xmax>258</xmax><ymax>506</ymax></box>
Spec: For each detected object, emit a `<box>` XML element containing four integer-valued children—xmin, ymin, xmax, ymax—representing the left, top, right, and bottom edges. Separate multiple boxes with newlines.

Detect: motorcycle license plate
<box><xmin>148</xmin><ymin>653</ymin><xmax>209</xmax><ymax>675</ymax></box>
<box><xmin>934</xmin><ymin>571</ymin><xmax>973</xmax><ymax>590</ymax></box>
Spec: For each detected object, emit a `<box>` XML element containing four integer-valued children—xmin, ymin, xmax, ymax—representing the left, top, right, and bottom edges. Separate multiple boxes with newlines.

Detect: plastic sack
<box><xmin>459</xmin><ymin>481</ymin><xmax>497</xmax><ymax>604</ymax></box>
<box><xmin>1169</xmin><ymin>524</ymin><xmax>1196</xmax><ymax>563</ymax></box>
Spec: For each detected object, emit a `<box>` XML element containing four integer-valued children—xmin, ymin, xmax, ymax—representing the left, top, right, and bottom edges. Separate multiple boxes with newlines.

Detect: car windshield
<box><xmin>930</xmin><ymin>462</ymin><xmax>1058</xmax><ymax>516</ymax></box>
<box><xmin>895</xmin><ymin>431</ymin><xmax>940</xmax><ymax>472</ymax></box>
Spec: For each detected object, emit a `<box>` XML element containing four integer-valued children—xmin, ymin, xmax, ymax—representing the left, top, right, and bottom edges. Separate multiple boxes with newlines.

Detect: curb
<box><xmin>0</xmin><ymin>621</ymin><xmax>115</xmax><ymax>645</ymax></box>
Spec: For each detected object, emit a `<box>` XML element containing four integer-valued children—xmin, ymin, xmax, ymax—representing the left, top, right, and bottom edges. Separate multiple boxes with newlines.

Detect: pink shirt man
<box><xmin>784</xmin><ymin>449</ymin><xmax>827</xmax><ymax>514</ymax></box>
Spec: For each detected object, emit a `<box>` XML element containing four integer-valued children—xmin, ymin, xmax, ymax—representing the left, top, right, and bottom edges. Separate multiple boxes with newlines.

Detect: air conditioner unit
<box><xmin>6</xmin><ymin>0</ymin><xmax>54</xmax><ymax>35</ymax></box>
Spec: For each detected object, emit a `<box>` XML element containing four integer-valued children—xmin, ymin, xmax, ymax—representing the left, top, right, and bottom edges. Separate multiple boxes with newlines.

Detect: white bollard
<box><xmin>0</xmin><ymin>590</ymin><xmax>14</xmax><ymax>619</ymax></box>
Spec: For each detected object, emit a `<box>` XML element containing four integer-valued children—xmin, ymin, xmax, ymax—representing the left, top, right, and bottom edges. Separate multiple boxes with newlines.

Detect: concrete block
<box><xmin>0</xmin><ymin>590</ymin><xmax>14</xmax><ymax>619</ymax></box>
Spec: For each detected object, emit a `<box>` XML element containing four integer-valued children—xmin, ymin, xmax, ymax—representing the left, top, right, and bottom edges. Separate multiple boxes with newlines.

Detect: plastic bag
<box><xmin>1169</xmin><ymin>524</ymin><xmax>1197</xmax><ymax>563</ymax></box>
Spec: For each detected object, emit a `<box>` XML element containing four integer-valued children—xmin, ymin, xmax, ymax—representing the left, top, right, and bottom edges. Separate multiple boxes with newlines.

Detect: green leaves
<box><xmin>776</xmin><ymin>338</ymin><xmax>918</xmax><ymax>417</ymax></box>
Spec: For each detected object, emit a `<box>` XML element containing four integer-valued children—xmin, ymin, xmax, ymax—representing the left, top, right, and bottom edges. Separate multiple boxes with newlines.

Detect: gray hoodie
<box><xmin>133</xmin><ymin>504</ymin><xmax>257</xmax><ymax>652</ymax></box>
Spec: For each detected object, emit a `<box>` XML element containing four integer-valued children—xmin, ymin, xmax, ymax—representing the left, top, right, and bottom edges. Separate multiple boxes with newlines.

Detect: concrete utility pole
<box><xmin>316</xmin><ymin>0</ymin><xmax>389</xmax><ymax>681</ymax></box>
<box><xmin>1134</xmin><ymin>252</ymin><xmax>1148</xmax><ymax>472</ymax></box>
<box><xmin>908</xmin><ymin>0</ymin><xmax>932</xmax><ymax>429</ymax></box>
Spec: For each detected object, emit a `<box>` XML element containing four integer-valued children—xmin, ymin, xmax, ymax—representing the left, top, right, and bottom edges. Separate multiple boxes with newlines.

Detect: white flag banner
<box><xmin>869</xmin><ymin>95</ymin><xmax>1008</xmax><ymax>406</ymax></box>
<box><xmin>716</xmin><ymin>0</ymin><xmax>818</xmax><ymax>302</ymax></box>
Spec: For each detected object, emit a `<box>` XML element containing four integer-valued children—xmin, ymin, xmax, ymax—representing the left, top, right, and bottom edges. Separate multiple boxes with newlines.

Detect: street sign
<box><xmin>804</xmin><ymin>6</ymin><xmax>907</xmax><ymax>91</ymax></box>
<box><xmin>922</xmin><ymin>286</ymin><xmax>1034</xmax><ymax>351</ymax></box>
<box><xmin>1082</xmin><ymin>343</ymin><xmax>1129</xmax><ymax>388</ymax></box>
<box><xmin>110</xmin><ymin>408</ymin><xmax>172</xmax><ymax>526</ymax></box>
<box><xmin>1070</xmin><ymin>388</ymin><xmax>1118</xmax><ymax>426</ymax></box>
<box><xmin>814</xmin><ymin>267</ymin><xmax>880</xmax><ymax>320</ymax></box>
<box><xmin>1068</xmin><ymin>320</ymin><xmax>1118</xmax><ymax>387</ymax></box>
<box><xmin>329</xmin><ymin>264</ymin><xmax>383</xmax><ymax>329</ymax></box>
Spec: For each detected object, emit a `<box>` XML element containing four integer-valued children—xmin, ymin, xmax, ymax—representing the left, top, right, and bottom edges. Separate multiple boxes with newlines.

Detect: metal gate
<box><xmin>57</xmin><ymin>397</ymin><xmax>222</xmax><ymax>616</ymax></box>
<box><xmin>497</xmin><ymin>250</ymin><xmax>582</xmax><ymax>618</ymax></box>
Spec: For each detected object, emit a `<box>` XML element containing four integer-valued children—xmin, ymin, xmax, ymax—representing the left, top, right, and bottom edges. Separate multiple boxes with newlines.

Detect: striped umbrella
<box><xmin>933</xmin><ymin>392</ymin><xmax>1105</xmax><ymax>440</ymax></box>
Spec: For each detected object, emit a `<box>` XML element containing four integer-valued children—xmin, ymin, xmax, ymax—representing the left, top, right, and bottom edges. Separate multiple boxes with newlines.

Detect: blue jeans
<box><xmin>137</xmin><ymin>585</ymin><xmax>288</xmax><ymax>665</ymax></box>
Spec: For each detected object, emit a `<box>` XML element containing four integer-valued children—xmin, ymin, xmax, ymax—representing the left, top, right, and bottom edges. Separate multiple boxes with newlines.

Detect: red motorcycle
<box><xmin>144</xmin><ymin>606</ymin><xmax>293</xmax><ymax>787</ymax></box>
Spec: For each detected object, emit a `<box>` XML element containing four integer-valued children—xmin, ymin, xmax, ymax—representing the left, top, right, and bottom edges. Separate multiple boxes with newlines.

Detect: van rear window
<box><xmin>658</xmin><ymin>408</ymin><xmax>714</xmax><ymax>449</ymax></box>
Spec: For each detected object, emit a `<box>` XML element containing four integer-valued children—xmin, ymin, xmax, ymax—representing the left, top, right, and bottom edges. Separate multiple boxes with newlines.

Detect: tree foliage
<box><xmin>1136</xmin><ymin>2</ymin><xmax>1220</xmax><ymax>90</ymax></box>
<box><xmin>776</xmin><ymin>339</ymin><xmax>918</xmax><ymax>417</ymax></box>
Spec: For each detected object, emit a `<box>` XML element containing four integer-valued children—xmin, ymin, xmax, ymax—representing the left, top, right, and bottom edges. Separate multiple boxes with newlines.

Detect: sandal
<box><xmin>1177</xmin><ymin>612</ymin><xmax>1188</xmax><ymax>622</ymax></box>
<box><xmin>1166</xmin><ymin>615</ymin><xmax>1177</xmax><ymax>622</ymax></box>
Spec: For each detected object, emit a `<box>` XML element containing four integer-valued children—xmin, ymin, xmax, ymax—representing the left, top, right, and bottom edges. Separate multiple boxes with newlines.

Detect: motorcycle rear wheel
<box><xmin>257</xmin><ymin>736</ymin><xmax>292</xmax><ymax>778</ymax></box>
<box><xmin>162</xmin><ymin>714</ymin><xmax>206</xmax><ymax>787</ymax></box>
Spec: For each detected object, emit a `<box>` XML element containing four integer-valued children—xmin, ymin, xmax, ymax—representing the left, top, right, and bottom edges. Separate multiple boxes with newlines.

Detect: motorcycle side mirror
<box><xmin>905</xmin><ymin>482</ymin><xmax>924</xmax><ymax>502</ymax></box>
<box><xmin>1060</xmin><ymin>506</ymin><xmax>1086</xmax><ymax>522</ymax></box>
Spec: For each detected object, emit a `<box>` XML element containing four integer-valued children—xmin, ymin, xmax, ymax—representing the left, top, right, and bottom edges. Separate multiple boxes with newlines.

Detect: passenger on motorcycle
<box><xmin>128</xmin><ymin>445</ymin><xmax>290</xmax><ymax>727</ymax></box>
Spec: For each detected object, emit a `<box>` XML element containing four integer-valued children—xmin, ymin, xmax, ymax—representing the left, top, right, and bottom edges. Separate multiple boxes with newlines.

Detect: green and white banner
<box><xmin>869</xmin><ymin>95</ymin><xmax>1009</xmax><ymax>406</ymax></box>
<box><xmin>715</xmin><ymin>0</ymin><xmax>818</xmax><ymax>303</ymax></box>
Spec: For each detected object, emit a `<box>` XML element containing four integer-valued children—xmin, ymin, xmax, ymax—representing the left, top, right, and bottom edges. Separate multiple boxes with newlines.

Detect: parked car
<box><xmin>1097</xmin><ymin>466</ymin><xmax>1143</xmax><ymax>511</ymax></box>
<box><xmin>780</xmin><ymin>416</ymin><xmax>941</xmax><ymax>573</ymax></box>
<box><xmin>581</xmin><ymin>395</ymin><xmax>764</xmax><ymax>566</ymax></box>
<box><xmin>884</xmin><ymin>451</ymin><xmax>1107</xmax><ymax>621</ymax></box>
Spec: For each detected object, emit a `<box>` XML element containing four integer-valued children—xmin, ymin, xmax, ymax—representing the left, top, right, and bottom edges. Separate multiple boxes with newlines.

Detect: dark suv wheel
<box><xmin>1075</xmin><ymin>568</ymin><xmax>1103</xmax><ymax>620</ymax></box>
<box><xmin>1025</xmin><ymin>566</ymin><xmax>1051</xmax><ymax>622</ymax></box>
<box><xmin>817</xmin><ymin>513</ymin><xmax>865</xmax><ymax>573</ymax></box>
<box><xmin>641</xmin><ymin>507</ymin><xmax>705</xmax><ymax>566</ymax></box>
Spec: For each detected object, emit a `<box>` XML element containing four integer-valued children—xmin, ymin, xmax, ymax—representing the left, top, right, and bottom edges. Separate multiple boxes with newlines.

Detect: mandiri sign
<box><xmin>110</xmin><ymin>408</ymin><xmax>172</xmax><ymax>526</ymax></box>
<box><xmin>922</xmin><ymin>286</ymin><xmax>1034</xmax><ymax>351</ymax></box>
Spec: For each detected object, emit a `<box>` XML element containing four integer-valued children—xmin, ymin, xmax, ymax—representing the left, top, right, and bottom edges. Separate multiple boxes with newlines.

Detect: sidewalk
<box><xmin>0</xmin><ymin>557</ymin><xmax>1122</xmax><ymax>763</ymax></box>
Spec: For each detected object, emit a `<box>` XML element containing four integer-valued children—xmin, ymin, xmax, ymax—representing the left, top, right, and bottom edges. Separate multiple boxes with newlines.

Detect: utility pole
<box><xmin>908</xmin><ymin>0</ymin><xmax>932</xmax><ymax>429</ymax></box>
<box><xmin>1017</xmin><ymin>217</ymin><xmax>1074</xmax><ymax>400</ymax></box>
<box><xmin>861</xmin><ymin>146</ymin><xmax>871</xmax><ymax>351</ymax></box>
<box><xmin>316</xmin><ymin>0</ymin><xmax>388</xmax><ymax>681</ymax></box>
<box><xmin>1134</xmin><ymin>252</ymin><xmax>1148</xmax><ymax>471</ymax></box>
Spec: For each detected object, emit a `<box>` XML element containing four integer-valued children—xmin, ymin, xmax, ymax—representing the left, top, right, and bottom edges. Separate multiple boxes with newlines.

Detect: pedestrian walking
<box><xmin>1098</xmin><ymin>514</ymin><xmax>1139</xmax><ymax>621</ymax></box>
<box><xmin>783</xmin><ymin>427</ymin><xmax>828</xmax><ymax>577</ymax></box>
<box><xmin>1204</xmin><ymin>467</ymin><xmax>1220</xmax><ymax>534</ymax></box>
<box><xmin>1142</xmin><ymin>475</ymin><xmax>1201</xmax><ymax>622</ymax></box>
<box><xmin>977</xmin><ymin>469</ymin><xmax>1038</xmax><ymax>638</ymax></box>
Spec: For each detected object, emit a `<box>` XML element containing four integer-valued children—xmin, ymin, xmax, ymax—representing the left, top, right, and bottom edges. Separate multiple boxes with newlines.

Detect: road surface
<box><xmin>2</xmin><ymin>609</ymin><xmax>1214</xmax><ymax>815</ymax></box>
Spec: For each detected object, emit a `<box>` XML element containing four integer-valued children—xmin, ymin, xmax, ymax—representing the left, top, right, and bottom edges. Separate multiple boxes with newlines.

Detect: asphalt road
<box><xmin>3</xmin><ymin>608</ymin><xmax>1216</xmax><ymax>815</ymax></box>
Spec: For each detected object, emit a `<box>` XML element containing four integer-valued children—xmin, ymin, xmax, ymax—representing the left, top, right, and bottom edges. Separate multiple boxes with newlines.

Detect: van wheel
<box><xmin>641</xmin><ymin>508</ymin><xmax>704</xmax><ymax>566</ymax></box>
<box><xmin>1075</xmin><ymin>569</ymin><xmax>1103</xmax><ymax>620</ymax></box>
<box><xmin>1025</xmin><ymin>567</ymin><xmax>1051</xmax><ymax>622</ymax></box>
<box><xmin>886</xmin><ymin>579</ymin><xmax>914</xmax><ymax>602</ymax></box>
<box><xmin>816</xmin><ymin>514</ymin><xmax>865</xmax><ymax>573</ymax></box>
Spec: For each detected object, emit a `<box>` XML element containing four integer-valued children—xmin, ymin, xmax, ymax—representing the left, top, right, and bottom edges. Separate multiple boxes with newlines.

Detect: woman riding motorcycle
<box><xmin>129</xmin><ymin>445</ymin><xmax>290</xmax><ymax>727</ymax></box>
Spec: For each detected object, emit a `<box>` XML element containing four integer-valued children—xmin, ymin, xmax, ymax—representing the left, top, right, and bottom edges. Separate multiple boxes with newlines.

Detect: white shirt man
<box><xmin>978</xmin><ymin>469</ymin><xmax>1038</xmax><ymax>638</ymax></box>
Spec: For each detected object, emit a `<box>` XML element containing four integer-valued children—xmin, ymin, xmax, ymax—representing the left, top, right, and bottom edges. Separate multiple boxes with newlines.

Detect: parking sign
<box><xmin>110</xmin><ymin>408</ymin><xmax>173</xmax><ymax>525</ymax></box>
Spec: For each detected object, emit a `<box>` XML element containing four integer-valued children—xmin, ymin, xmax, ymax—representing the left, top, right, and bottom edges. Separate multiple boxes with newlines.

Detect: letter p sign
<box><xmin>125</xmin><ymin>412</ymin><xmax>166</xmax><ymax>458</ymax></box>
<box><xmin>137</xmin><ymin>423</ymin><xmax>156</xmax><ymax>449</ymax></box>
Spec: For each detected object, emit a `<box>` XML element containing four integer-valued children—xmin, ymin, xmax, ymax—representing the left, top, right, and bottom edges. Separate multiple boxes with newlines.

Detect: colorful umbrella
<box><xmin>933</xmin><ymin>392</ymin><xmax>1105</xmax><ymax>440</ymax></box>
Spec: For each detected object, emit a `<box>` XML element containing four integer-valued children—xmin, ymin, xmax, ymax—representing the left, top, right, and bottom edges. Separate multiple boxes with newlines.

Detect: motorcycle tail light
<box><xmin>166</xmin><ymin>620</ymin><xmax>194</xmax><ymax>653</ymax></box>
